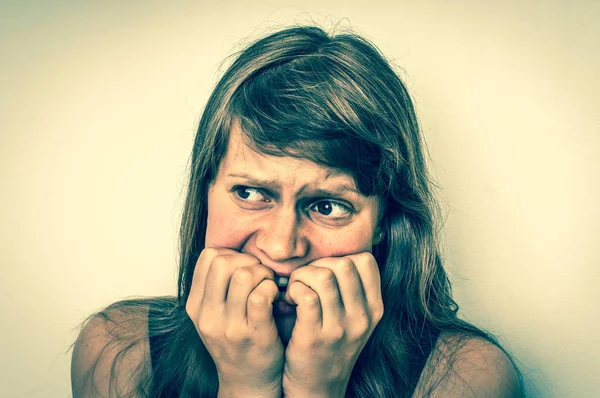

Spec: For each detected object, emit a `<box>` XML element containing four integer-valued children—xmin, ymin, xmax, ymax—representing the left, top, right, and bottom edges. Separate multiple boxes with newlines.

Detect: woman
<box><xmin>71</xmin><ymin>25</ymin><xmax>523</xmax><ymax>397</ymax></box>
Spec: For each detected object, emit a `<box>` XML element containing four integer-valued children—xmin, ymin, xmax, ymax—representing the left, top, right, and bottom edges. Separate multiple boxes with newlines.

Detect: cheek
<box><xmin>309</xmin><ymin>227</ymin><xmax>374</xmax><ymax>258</ymax></box>
<box><xmin>205</xmin><ymin>191</ymin><xmax>254</xmax><ymax>249</ymax></box>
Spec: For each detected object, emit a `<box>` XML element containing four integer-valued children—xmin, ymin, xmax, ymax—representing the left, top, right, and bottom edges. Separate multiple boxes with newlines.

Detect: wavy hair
<box><xmin>72</xmin><ymin>25</ymin><xmax>523</xmax><ymax>397</ymax></box>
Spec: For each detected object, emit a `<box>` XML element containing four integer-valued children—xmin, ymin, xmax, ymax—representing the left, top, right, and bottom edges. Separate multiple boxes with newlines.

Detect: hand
<box><xmin>186</xmin><ymin>247</ymin><xmax>284</xmax><ymax>397</ymax></box>
<box><xmin>281</xmin><ymin>252</ymin><xmax>384</xmax><ymax>397</ymax></box>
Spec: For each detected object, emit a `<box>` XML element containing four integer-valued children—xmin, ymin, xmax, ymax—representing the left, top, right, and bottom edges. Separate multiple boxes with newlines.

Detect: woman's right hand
<box><xmin>186</xmin><ymin>247</ymin><xmax>284</xmax><ymax>397</ymax></box>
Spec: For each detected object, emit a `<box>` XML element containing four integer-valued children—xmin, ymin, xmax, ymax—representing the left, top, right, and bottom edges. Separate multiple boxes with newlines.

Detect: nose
<box><xmin>254</xmin><ymin>207</ymin><xmax>308</xmax><ymax>263</ymax></box>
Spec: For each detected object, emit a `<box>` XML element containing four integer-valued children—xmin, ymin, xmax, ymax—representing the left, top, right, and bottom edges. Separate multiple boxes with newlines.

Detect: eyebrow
<box><xmin>226</xmin><ymin>172</ymin><xmax>362</xmax><ymax>197</ymax></box>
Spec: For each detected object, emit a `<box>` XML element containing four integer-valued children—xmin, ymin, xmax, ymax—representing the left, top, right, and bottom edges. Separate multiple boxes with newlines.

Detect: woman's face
<box><xmin>205</xmin><ymin>120</ymin><xmax>383</xmax><ymax>340</ymax></box>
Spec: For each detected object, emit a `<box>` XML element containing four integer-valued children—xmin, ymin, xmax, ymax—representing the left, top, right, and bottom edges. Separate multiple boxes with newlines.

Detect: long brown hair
<box><xmin>72</xmin><ymin>24</ymin><xmax>524</xmax><ymax>397</ymax></box>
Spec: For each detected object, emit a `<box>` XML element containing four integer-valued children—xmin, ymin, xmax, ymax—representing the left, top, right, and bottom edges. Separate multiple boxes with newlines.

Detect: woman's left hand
<box><xmin>281</xmin><ymin>252</ymin><xmax>384</xmax><ymax>398</ymax></box>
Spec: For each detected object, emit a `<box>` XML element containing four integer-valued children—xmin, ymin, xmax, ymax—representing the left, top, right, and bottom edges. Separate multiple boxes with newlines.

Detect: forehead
<box><xmin>218</xmin><ymin>121</ymin><xmax>358</xmax><ymax>188</ymax></box>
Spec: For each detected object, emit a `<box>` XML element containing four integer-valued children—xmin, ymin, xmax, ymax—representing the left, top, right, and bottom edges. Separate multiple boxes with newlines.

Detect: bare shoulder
<box><xmin>71</xmin><ymin>303</ymin><xmax>151</xmax><ymax>398</ymax></box>
<box><xmin>413</xmin><ymin>331</ymin><xmax>522</xmax><ymax>397</ymax></box>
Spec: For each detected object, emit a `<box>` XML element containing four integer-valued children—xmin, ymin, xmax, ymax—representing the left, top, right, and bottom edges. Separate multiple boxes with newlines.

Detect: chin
<box><xmin>274</xmin><ymin>315</ymin><xmax>296</xmax><ymax>344</ymax></box>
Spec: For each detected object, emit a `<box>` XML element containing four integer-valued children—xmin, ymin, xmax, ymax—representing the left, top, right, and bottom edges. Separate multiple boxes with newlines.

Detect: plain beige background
<box><xmin>1</xmin><ymin>1</ymin><xmax>598</xmax><ymax>397</ymax></box>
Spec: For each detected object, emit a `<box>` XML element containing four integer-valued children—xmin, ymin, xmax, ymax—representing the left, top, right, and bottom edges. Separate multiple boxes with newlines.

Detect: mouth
<box><xmin>274</xmin><ymin>275</ymin><xmax>289</xmax><ymax>301</ymax></box>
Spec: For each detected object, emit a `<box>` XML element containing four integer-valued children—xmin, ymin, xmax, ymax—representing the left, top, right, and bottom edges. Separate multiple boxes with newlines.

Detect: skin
<box><xmin>186</xmin><ymin>120</ymin><xmax>385</xmax><ymax>397</ymax></box>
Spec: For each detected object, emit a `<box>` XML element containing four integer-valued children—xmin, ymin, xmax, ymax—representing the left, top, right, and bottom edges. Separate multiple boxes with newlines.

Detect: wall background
<box><xmin>1</xmin><ymin>1</ymin><xmax>598</xmax><ymax>396</ymax></box>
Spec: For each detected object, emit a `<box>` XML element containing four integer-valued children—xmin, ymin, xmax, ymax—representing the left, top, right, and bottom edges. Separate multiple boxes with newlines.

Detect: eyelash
<box><xmin>231</xmin><ymin>185</ymin><xmax>354</xmax><ymax>220</ymax></box>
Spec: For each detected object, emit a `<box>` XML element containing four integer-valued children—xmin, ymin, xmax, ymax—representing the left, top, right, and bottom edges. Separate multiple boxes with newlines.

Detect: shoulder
<box><xmin>413</xmin><ymin>331</ymin><xmax>522</xmax><ymax>397</ymax></box>
<box><xmin>71</xmin><ymin>302</ymin><xmax>151</xmax><ymax>397</ymax></box>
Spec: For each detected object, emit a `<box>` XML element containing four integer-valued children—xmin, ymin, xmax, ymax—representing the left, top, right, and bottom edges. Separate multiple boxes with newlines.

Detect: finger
<box><xmin>344</xmin><ymin>252</ymin><xmax>384</xmax><ymax>318</ymax></box>
<box><xmin>285</xmin><ymin>279</ymin><xmax>323</xmax><ymax>330</ymax></box>
<box><xmin>288</xmin><ymin>265</ymin><xmax>343</xmax><ymax>328</ymax></box>
<box><xmin>247</xmin><ymin>278</ymin><xmax>279</xmax><ymax>327</ymax></box>
<box><xmin>225</xmin><ymin>264</ymin><xmax>274</xmax><ymax>322</ymax></box>
<box><xmin>309</xmin><ymin>256</ymin><xmax>367</xmax><ymax>317</ymax></box>
<box><xmin>202</xmin><ymin>252</ymin><xmax>261</xmax><ymax>307</ymax></box>
<box><xmin>187</xmin><ymin>247</ymin><xmax>235</xmax><ymax>315</ymax></box>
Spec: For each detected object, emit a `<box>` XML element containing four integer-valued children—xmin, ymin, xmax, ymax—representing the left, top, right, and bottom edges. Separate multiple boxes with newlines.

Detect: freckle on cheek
<box><xmin>316</xmin><ymin>237</ymin><xmax>356</xmax><ymax>257</ymax></box>
<box><xmin>318</xmin><ymin>233</ymin><xmax>372</xmax><ymax>257</ymax></box>
<box><xmin>207</xmin><ymin>213</ymin><xmax>250</xmax><ymax>249</ymax></box>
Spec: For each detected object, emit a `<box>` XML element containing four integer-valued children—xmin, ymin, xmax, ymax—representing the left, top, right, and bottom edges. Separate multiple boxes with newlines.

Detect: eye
<box><xmin>233</xmin><ymin>186</ymin><xmax>268</xmax><ymax>202</ymax></box>
<box><xmin>309</xmin><ymin>200</ymin><xmax>353</xmax><ymax>220</ymax></box>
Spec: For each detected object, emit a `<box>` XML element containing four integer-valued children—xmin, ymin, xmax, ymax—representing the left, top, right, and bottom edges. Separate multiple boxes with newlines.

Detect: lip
<box><xmin>241</xmin><ymin>250</ymin><xmax>304</xmax><ymax>278</ymax></box>
<box><xmin>273</xmin><ymin>300</ymin><xmax>296</xmax><ymax>317</ymax></box>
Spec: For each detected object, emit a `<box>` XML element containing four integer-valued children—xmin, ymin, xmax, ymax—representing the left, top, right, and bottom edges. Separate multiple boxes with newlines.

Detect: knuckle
<box><xmin>232</xmin><ymin>268</ymin><xmax>253</xmax><ymax>285</ymax></box>
<box><xmin>372</xmin><ymin>302</ymin><xmax>385</xmax><ymax>321</ymax></box>
<box><xmin>351</xmin><ymin>252</ymin><xmax>376</xmax><ymax>270</ymax></box>
<box><xmin>287</xmin><ymin>280</ymin><xmax>299</xmax><ymax>295</ymax></box>
<box><xmin>248</xmin><ymin>291</ymin><xmax>269</xmax><ymax>307</ymax></box>
<box><xmin>357</xmin><ymin>251</ymin><xmax>375</xmax><ymax>263</ymax></box>
<box><xmin>249</xmin><ymin>263</ymin><xmax>274</xmax><ymax>280</ymax></box>
<box><xmin>240</xmin><ymin>253</ymin><xmax>260</xmax><ymax>264</ymax></box>
<box><xmin>224</xmin><ymin>327</ymin><xmax>246</xmax><ymax>344</ymax></box>
<box><xmin>210</xmin><ymin>254</ymin><xmax>229</xmax><ymax>269</ymax></box>
<box><xmin>257</xmin><ymin>278</ymin><xmax>278</xmax><ymax>295</ymax></box>
<box><xmin>200</xmin><ymin>247</ymin><xmax>219</xmax><ymax>260</ymax></box>
<box><xmin>354</xmin><ymin>315</ymin><xmax>370</xmax><ymax>335</ymax></box>
<box><xmin>184</xmin><ymin>300</ymin><xmax>195</xmax><ymax>318</ymax></box>
<box><xmin>197</xmin><ymin>320</ymin><xmax>214</xmax><ymax>337</ymax></box>
<box><xmin>302</xmin><ymin>291</ymin><xmax>320</xmax><ymax>306</ymax></box>
<box><xmin>315</xmin><ymin>268</ymin><xmax>336</xmax><ymax>287</ymax></box>
<box><xmin>265</xmin><ymin>279</ymin><xmax>279</xmax><ymax>296</ymax></box>
<box><xmin>334</xmin><ymin>257</ymin><xmax>355</xmax><ymax>275</ymax></box>
<box><xmin>325</xmin><ymin>326</ymin><xmax>346</xmax><ymax>342</ymax></box>
<box><xmin>223</xmin><ymin>328</ymin><xmax>236</xmax><ymax>342</ymax></box>
<box><xmin>259</xmin><ymin>264</ymin><xmax>276</xmax><ymax>278</ymax></box>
